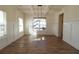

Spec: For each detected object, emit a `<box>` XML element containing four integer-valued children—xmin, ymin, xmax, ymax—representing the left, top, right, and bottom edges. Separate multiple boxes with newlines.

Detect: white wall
<box><xmin>63</xmin><ymin>6</ymin><xmax>79</xmax><ymax>50</ymax></box>
<box><xmin>0</xmin><ymin>6</ymin><xmax>24</xmax><ymax>49</ymax></box>
<box><xmin>45</xmin><ymin>9</ymin><xmax>59</xmax><ymax>36</ymax></box>
<box><xmin>24</xmin><ymin>14</ymin><xmax>32</xmax><ymax>35</ymax></box>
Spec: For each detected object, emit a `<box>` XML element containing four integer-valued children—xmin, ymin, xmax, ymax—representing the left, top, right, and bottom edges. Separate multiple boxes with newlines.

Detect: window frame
<box><xmin>32</xmin><ymin>17</ymin><xmax>46</xmax><ymax>31</ymax></box>
<box><xmin>0</xmin><ymin>10</ymin><xmax>7</xmax><ymax>38</ymax></box>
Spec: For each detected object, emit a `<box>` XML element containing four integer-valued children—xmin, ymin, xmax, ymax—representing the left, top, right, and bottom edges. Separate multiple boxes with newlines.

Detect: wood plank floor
<box><xmin>0</xmin><ymin>35</ymin><xmax>79</xmax><ymax>54</ymax></box>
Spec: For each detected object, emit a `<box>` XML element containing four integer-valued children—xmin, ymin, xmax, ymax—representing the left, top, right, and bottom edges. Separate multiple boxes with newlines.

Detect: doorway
<box><xmin>58</xmin><ymin>13</ymin><xmax>64</xmax><ymax>40</ymax></box>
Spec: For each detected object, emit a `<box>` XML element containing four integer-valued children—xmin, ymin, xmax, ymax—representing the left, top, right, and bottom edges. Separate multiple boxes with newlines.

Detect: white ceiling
<box><xmin>18</xmin><ymin>5</ymin><xmax>65</xmax><ymax>17</ymax></box>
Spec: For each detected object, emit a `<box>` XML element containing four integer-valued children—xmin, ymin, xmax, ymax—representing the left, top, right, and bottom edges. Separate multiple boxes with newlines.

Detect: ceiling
<box><xmin>18</xmin><ymin>5</ymin><xmax>65</xmax><ymax>17</ymax></box>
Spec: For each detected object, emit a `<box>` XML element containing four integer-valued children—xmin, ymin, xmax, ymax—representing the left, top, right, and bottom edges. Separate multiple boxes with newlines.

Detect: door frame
<box><xmin>58</xmin><ymin>13</ymin><xmax>64</xmax><ymax>40</ymax></box>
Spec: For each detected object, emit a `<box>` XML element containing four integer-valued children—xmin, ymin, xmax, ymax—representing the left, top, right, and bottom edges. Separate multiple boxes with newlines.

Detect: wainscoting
<box><xmin>63</xmin><ymin>21</ymin><xmax>79</xmax><ymax>50</ymax></box>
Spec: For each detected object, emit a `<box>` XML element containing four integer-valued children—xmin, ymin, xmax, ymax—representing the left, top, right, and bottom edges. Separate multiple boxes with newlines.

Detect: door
<box><xmin>58</xmin><ymin>13</ymin><xmax>64</xmax><ymax>39</ymax></box>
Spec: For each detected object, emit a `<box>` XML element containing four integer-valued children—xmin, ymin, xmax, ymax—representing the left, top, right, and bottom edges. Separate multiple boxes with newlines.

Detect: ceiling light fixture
<box><xmin>37</xmin><ymin>5</ymin><xmax>42</xmax><ymax>7</ymax></box>
<box><xmin>37</xmin><ymin>5</ymin><xmax>42</xmax><ymax>18</ymax></box>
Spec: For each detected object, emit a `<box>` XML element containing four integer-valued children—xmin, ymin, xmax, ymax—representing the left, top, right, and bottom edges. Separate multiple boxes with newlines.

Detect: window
<box><xmin>18</xmin><ymin>18</ymin><xmax>23</xmax><ymax>32</ymax></box>
<box><xmin>0</xmin><ymin>10</ymin><xmax>7</xmax><ymax>37</ymax></box>
<box><xmin>32</xmin><ymin>18</ymin><xmax>46</xmax><ymax>31</ymax></box>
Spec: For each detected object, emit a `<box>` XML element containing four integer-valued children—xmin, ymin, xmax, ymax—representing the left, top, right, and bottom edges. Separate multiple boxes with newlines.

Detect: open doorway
<box><xmin>58</xmin><ymin>13</ymin><xmax>64</xmax><ymax>40</ymax></box>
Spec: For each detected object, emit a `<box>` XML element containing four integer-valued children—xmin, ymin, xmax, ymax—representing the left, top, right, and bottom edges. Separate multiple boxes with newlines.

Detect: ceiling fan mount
<box><xmin>37</xmin><ymin>5</ymin><xmax>43</xmax><ymax>7</ymax></box>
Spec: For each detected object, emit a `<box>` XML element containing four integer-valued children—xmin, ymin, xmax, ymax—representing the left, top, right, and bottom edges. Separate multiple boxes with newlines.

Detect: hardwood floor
<box><xmin>0</xmin><ymin>35</ymin><xmax>79</xmax><ymax>54</ymax></box>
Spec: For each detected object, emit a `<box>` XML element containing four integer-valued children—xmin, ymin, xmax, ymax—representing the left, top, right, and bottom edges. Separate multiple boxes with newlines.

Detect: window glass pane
<box><xmin>19</xmin><ymin>18</ymin><xmax>23</xmax><ymax>32</ymax></box>
<box><xmin>0</xmin><ymin>11</ymin><xmax>3</xmax><ymax>24</ymax></box>
<box><xmin>3</xmin><ymin>12</ymin><xmax>7</xmax><ymax>35</ymax></box>
<box><xmin>33</xmin><ymin>25</ymin><xmax>39</xmax><ymax>29</ymax></box>
<box><xmin>0</xmin><ymin>11</ymin><xmax>6</xmax><ymax>37</ymax></box>
<box><xmin>33</xmin><ymin>21</ymin><xmax>39</xmax><ymax>26</ymax></box>
<box><xmin>39</xmin><ymin>28</ymin><xmax>43</xmax><ymax>30</ymax></box>
<box><xmin>32</xmin><ymin>18</ymin><xmax>46</xmax><ymax>31</ymax></box>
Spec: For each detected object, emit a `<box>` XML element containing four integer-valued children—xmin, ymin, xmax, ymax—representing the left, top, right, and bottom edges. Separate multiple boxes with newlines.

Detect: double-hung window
<box><xmin>32</xmin><ymin>18</ymin><xmax>46</xmax><ymax>31</ymax></box>
<box><xmin>18</xmin><ymin>18</ymin><xmax>23</xmax><ymax>32</ymax></box>
<box><xmin>0</xmin><ymin>10</ymin><xmax>6</xmax><ymax>37</ymax></box>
